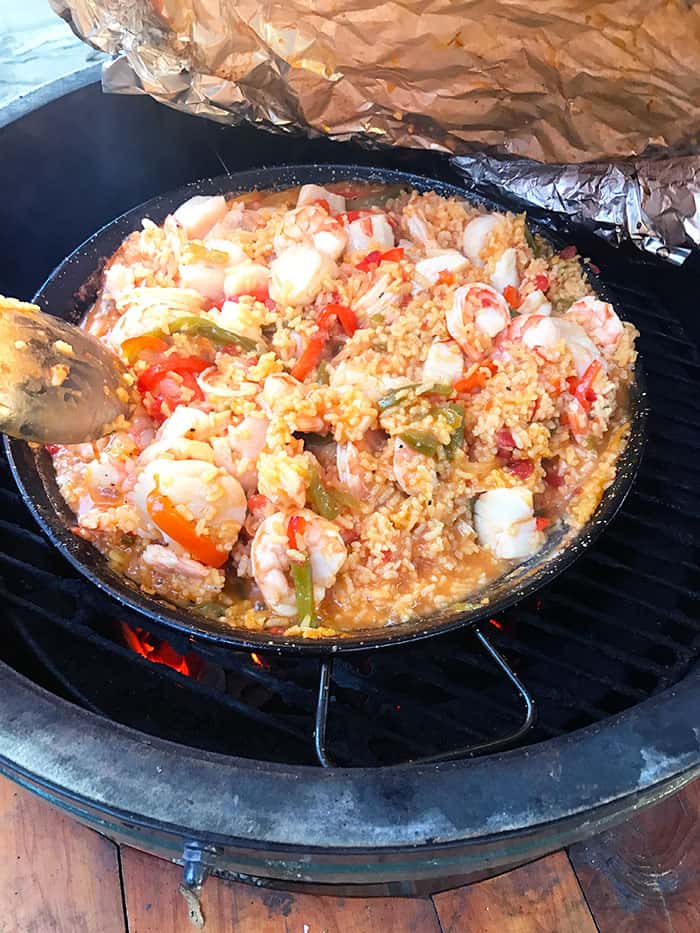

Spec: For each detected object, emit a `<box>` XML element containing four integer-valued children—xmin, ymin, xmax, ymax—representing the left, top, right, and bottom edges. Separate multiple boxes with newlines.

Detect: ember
<box><xmin>120</xmin><ymin>623</ymin><xmax>202</xmax><ymax>678</ymax></box>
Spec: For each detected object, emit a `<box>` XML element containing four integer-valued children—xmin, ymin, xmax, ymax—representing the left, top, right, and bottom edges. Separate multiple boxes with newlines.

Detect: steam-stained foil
<box><xmin>51</xmin><ymin>0</ymin><xmax>700</xmax><ymax>262</ymax></box>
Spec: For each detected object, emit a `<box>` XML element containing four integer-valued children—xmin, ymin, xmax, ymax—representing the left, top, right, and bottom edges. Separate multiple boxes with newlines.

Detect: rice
<box><xmin>50</xmin><ymin>181</ymin><xmax>638</xmax><ymax>636</ymax></box>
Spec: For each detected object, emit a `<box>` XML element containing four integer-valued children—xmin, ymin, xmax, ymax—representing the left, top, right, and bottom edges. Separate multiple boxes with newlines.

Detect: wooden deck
<box><xmin>1</xmin><ymin>775</ymin><xmax>697</xmax><ymax>931</ymax></box>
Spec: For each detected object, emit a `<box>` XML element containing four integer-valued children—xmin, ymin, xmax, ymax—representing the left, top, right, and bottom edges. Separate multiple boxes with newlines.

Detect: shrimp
<box><xmin>210</xmin><ymin>298</ymin><xmax>264</xmax><ymax>343</ymax></box>
<box><xmin>462</xmin><ymin>213</ymin><xmax>505</xmax><ymax>266</ymax></box>
<box><xmin>336</xmin><ymin>441</ymin><xmax>365</xmax><ymax>497</ymax></box>
<box><xmin>211</xmin><ymin>414</ymin><xmax>269</xmax><ymax>493</ymax></box>
<box><xmin>107</xmin><ymin>287</ymin><xmax>205</xmax><ymax>349</ymax></box>
<box><xmin>422</xmin><ymin>339</ymin><xmax>464</xmax><ymax>384</ymax></box>
<box><xmin>518</xmin><ymin>288</ymin><xmax>551</xmax><ymax>316</ymax></box>
<box><xmin>142</xmin><ymin>544</ymin><xmax>219</xmax><ymax>580</ymax></box>
<box><xmin>269</xmin><ymin>245</ymin><xmax>335</xmax><ymax>306</ymax></box>
<box><xmin>274</xmin><ymin>205</ymin><xmax>347</xmax><ymax>261</ymax></box>
<box><xmin>446</xmin><ymin>283</ymin><xmax>511</xmax><ymax>361</ymax></box>
<box><xmin>565</xmin><ymin>296</ymin><xmax>623</xmax><ymax>351</ymax></box>
<box><xmin>353</xmin><ymin>273</ymin><xmax>399</xmax><ymax>322</ymax></box>
<box><xmin>296</xmin><ymin>184</ymin><xmax>346</xmax><ymax>215</ymax></box>
<box><xmin>133</xmin><ymin>458</ymin><xmax>246</xmax><ymax>557</ymax></box>
<box><xmin>251</xmin><ymin>509</ymin><xmax>347</xmax><ymax>617</ymax></box>
<box><xmin>490</xmin><ymin>247</ymin><xmax>520</xmax><ymax>293</ymax></box>
<box><xmin>345</xmin><ymin>213</ymin><xmax>395</xmax><ymax>254</ymax></box>
<box><xmin>223</xmin><ymin>260</ymin><xmax>270</xmax><ymax>300</ymax></box>
<box><xmin>84</xmin><ymin>457</ymin><xmax>130</xmax><ymax>506</ymax></box>
<box><xmin>393</xmin><ymin>438</ymin><xmax>437</xmax><ymax>498</ymax></box>
<box><xmin>473</xmin><ymin>487</ymin><xmax>543</xmax><ymax>560</ymax></box>
<box><xmin>415</xmin><ymin>250</ymin><xmax>468</xmax><ymax>287</ymax></box>
<box><xmin>506</xmin><ymin>315</ymin><xmax>602</xmax><ymax>378</ymax></box>
<box><xmin>173</xmin><ymin>195</ymin><xmax>228</xmax><ymax>240</ymax></box>
<box><xmin>260</xmin><ymin>373</ymin><xmax>325</xmax><ymax>433</ymax></box>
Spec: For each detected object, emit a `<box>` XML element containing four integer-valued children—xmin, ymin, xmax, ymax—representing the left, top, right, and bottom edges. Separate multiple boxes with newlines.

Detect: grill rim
<box><xmin>4</xmin><ymin>162</ymin><xmax>648</xmax><ymax>655</ymax></box>
<box><xmin>0</xmin><ymin>656</ymin><xmax>697</xmax><ymax>851</ymax></box>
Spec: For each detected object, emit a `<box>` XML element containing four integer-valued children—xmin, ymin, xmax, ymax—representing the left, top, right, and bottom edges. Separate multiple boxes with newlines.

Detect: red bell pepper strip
<box><xmin>146</xmin><ymin>488</ymin><xmax>228</xmax><ymax>568</ymax></box>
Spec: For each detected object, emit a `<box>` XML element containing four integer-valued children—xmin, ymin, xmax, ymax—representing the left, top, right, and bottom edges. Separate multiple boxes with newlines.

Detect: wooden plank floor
<box><xmin>0</xmin><ymin>775</ymin><xmax>697</xmax><ymax>932</ymax></box>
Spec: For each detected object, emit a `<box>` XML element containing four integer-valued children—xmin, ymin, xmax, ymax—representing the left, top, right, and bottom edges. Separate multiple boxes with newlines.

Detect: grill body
<box><xmin>0</xmin><ymin>73</ymin><xmax>697</xmax><ymax>892</ymax></box>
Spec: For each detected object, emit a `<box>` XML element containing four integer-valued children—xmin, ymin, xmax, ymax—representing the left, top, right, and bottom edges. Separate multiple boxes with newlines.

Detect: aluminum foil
<box><xmin>51</xmin><ymin>0</ymin><xmax>700</xmax><ymax>262</ymax></box>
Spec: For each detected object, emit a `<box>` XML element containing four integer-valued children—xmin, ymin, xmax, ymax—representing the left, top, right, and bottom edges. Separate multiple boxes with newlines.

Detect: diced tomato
<box><xmin>536</xmin><ymin>516</ymin><xmax>551</xmax><ymax>531</ymax></box>
<box><xmin>544</xmin><ymin>461</ymin><xmax>565</xmax><ymax>488</ymax></box>
<box><xmin>503</xmin><ymin>285</ymin><xmax>522</xmax><ymax>309</ymax></box>
<box><xmin>535</xmin><ymin>273</ymin><xmax>550</xmax><ymax>292</ymax></box>
<box><xmin>45</xmin><ymin>444</ymin><xmax>61</xmax><ymax>456</ymax></box>
<box><xmin>355</xmin><ymin>250</ymin><xmax>382</xmax><ymax>272</ymax></box>
<box><xmin>137</xmin><ymin>355</ymin><xmax>209</xmax><ymax>424</ymax></box>
<box><xmin>290</xmin><ymin>329</ymin><xmax>327</xmax><ymax>381</ymax></box>
<box><xmin>558</xmin><ymin>245</ymin><xmax>577</xmax><ymax>259</ymax></box>
<box><xmin>507</xmin><ymin>459</ymin><xmax>534</xmax><ymax>479</ymax></box>
<box><xmin>438</xmin><ymin>270</ymin><xmax>455</xmax><ymax>286</ymax></box>
<box><xmin>268</xmin><ymin>626</ymin><xmax>286</xmax><ymax>635</ymax></box>
<box><xmin>588</xmin><ymin>262</ymin><xmax>601</xmax><ymax>275</ymax></box>
<box><xmin>146</xmin><ymin>488</ymin><xmax>228</xmax><ymax>567</ymax></box>
<box><xmin>454</xmin><ymin>363</ymin><xmax>496</xmax><ymax>394</ymax></box>
<box><xmin>287</xmin><ymin>514</ymin><xmax>307</xmax><ymax>550</ymax></box>
<box><xmin>354</xmin><ymin>247</ymin><xmax>404</xmax><ymax>272</ymax></box>
<box><xmin>247</xmin><ymin>494</ymin><xmax>270</xmax><ymax>513</ymax></box>
<box><xmin>495</xmin><ymin>427</ymin><xmax>515</xmax><ymax>458</ymax></box>
<box><xmin>313</xmin><ymin>198</ymin><xmax>330</xmax><ymax>212</ymax></box>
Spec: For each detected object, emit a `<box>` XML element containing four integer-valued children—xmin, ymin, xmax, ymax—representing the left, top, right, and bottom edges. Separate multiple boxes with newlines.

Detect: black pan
<box><xmin>6</xmin><ymin>164</ymin><xmax>647</xmax><ymax>655</ymax></box>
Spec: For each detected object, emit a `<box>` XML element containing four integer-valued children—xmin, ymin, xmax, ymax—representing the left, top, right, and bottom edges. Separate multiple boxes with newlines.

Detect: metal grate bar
<box><xmin>586</xmin><ymin>550</ymin><xmax>699</xmax><ymax>600</ymax></box>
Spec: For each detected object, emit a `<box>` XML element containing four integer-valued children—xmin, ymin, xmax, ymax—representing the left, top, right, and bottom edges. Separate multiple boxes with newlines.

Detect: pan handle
<box><xmin>312</xmin><ymin>627</ymin><xmax>536</xmax><ymax>768</ymax></box>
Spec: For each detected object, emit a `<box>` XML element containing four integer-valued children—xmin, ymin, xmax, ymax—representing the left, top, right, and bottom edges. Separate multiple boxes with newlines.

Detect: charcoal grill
<box><xmin>0</xmin><ymin>71</ymin><xmax>698</xmax><ymax>895</ymax></box>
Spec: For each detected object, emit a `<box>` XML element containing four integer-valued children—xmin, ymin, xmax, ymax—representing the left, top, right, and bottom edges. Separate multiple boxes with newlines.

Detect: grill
<box><xmin>0</xmin><ymin>72</ymin><xmax>698</xmax><ymax>894</ymax></box>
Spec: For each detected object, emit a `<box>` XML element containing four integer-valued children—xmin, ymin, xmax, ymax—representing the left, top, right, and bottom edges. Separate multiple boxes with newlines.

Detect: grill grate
<box><xmin>1</xmin><ymin>240</ymin><xmax>699</xmax><ymax>767</ymax></box>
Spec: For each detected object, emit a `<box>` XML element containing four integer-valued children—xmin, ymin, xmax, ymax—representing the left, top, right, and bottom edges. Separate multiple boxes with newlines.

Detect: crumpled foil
<box><xmin>51</xmin><ymin>0</ymin><xmax>700</xmax><ymax>262</ymax></box>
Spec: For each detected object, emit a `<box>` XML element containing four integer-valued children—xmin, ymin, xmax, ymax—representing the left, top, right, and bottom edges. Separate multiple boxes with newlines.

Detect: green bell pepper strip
<box><xmin>443</xmin><ymin>403</ymin><xmax>465</xmax><ymax>459</ymax></box>
<box><xmin>399</xmin><ymin>430</ymin><xmax>440</xmax><ymax>457</ymax></box>
<box><xmin>307</xmin><ymin>468</ymin><xmax>359</xmax><ymax>519</ymax></box>
<box><xmin>377</xmin><ymin>382</ymin><xmax>453</xmax><ymax>412</ymax></box>
<box><xmin>164</xmin><ymin>315</ymin><xmax>259</xmax><ymax>352</ymax></box>
<box><xmin>290</xmin><ymin>556</ymin><xmax>318</xmax><ymax>627</ymax></box>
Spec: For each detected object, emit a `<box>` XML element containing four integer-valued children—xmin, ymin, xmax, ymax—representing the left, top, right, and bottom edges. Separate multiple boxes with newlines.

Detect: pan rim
<box><xmin>5</xmin><ymin>163</ymin><xmax>647</xmax><ymax>655</ymax></box>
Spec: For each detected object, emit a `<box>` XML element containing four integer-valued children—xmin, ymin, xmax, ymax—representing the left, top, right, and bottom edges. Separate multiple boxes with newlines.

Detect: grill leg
<box><xmin>312</xmin><ymin>627</ymin><xmax>537</xmax><ymax>767</ymax></box>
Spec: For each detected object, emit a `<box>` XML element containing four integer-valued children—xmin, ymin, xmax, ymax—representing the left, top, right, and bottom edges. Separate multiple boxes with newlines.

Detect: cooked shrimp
<box><xmin>84</xmin><ymin>457</ymin><xmax>130</xmax><ymax>506</ymax></box>
<box><xmin>108</xmin><ymin>287</ymin><xmax>205</xmax><ymax>349</ymax></box>
<box><xmin>565</xmin><ymin>296</ymin><xmax>623</xmax><ymax>351</ymax></box>
<box><xmin>223</xmin><ymin>260</ymin><xmax>270</xmax><ymax>300</ymax></box>
<box><xmin>269</xmin><ymin>245</ymin><xmax>335</xmax><ymax>306</ymax></box>
<box><xmin>462</xmin><ymin>213</ymin><xmax>505</xmax><ymax>265</ymax></box>
<box><xmin>490</xmin><ymin>247</ymin><xmax>520</xmax><ymax>292</ymax></box>
<box><xmin>415</xmin><ymin>250</ymin><xmax>468</xmax><ymax>287</ymax></box>
<box><xmin>260</xmin><ymin>373</ymin><xmax>325</xmax><ymax>433</ymax></box>
<box><xmin>336</xmin><ymin>441</ymin><xmax>365</xmax><ymax>497</ymax></box>
<box><xmin>133</xmin><ymin>458</ymin><xmax>246</xmax><ymax>556</ymax></box>
<box><xmin>274</xmin><ymin>206</ymin><xmax>347</xmax><ymax>261</ymax></box>
<box><xmin>446</xmin><ymin>283</ymin><xmax>510</xmax><ymax>361</ymax></box>
<box><xmin>142</xmin><ymin>543</ymin><xmax>219</xmax><ymax>580</ymax></box>
<box><xmin>173</xmin><ymin>195</ymin><xmax>228</xmax><ymax>240</ymax></box>
<box><xmin>345</xmin><ymin>213</ymin><xmax>395</xmax><ymax>254</ymax></box>
<box><xmin>157</xmin><ymin>406</ymin><xmax>220</xmax><ymax>444</ymax></box>
<box><xmin>257</xmin><ymin>449</ymin><xmax>314</xmax><ymax>509</ymax></box>
<box><xmin>393</xmin><ymin>438</ymin><xmax>437</xmax><ymax>498</ymax></box>
<box><xmin>473</xmin><ymin>487</ymin><xmax>543</xmax><ymax>560</ymax></box>
<box><xmin>353</xmin><ymin>273</ymin><xmax>399</xmax><ymax>322</ymax></box>
<box><xmin>210</xmin><ymin>298</ymin><xmax>264</xmax><ymax>342</ymax></box>
<box><xmin>518</xmin><ymin>289</ymin><xmax>551</xmax><ymax>316</ymax></box>
<box><xmin>422</xmin><ymin>339</ymin><xmax>464</xmax><ymax>385</ymax></box>
<box><xmin>506</xmin><ymin>315</ymin><xmax>601</xmax><ymax>377</ymax></box>
<box><xmin>296</xmin><ymin>184</ymin><xmax>346</xmax><ymax>215</ymax></box>
<box><xmin>211</xmin><ymin>414</ymin><xmax>269</xmax><ymax>493</ymax></box>
<box><xmin>251</xmin><ymin>509</ymin><xmax>347</xmax><ymax>617</ymax></box>
<box><xmin>405</xmin><ymin>211</ymin><xmax>435</xmax><ymax>248</ymax></box>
